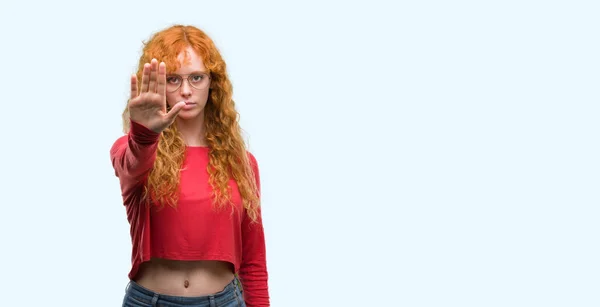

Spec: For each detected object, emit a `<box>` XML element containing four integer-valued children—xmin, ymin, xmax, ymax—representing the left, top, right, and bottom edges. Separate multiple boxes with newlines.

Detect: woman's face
<box><xmin>165</xmin><ymin>46</ymin><xmax>211</xmax><ymax>121</ymax></box>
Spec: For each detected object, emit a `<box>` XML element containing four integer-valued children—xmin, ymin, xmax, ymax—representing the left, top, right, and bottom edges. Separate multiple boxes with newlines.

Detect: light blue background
<box><xmin>0</xmin><ymin>0</ymin><xmax>598</xmax><ymax>306</ymax></box>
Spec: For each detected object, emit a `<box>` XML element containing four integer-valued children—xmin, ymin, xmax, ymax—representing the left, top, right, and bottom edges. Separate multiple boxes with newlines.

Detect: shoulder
<box><xmin>246</xmin><ymin>150</ymin><xmax>260</xmax><ymax>170</ymax></box>
<box><xmin>246</xmin><ymin>150</ymin><xmax>258</xmax><ymax>163</ymax></box>
<box><xmin>110</xmin><ymin>134</ymin><xmax>129</xmax><ymax>155</ymax></box>
<box><xmin>113</xmin><ymin>134</ymin><xmax>128</xmax><ymax>145</ymax></box>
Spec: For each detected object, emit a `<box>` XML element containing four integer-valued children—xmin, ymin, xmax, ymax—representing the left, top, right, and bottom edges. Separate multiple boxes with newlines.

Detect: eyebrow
<box><xmin>167</xmin><ymin>71</ymin><xmax>209</xmax><ymax>76</ymax></box>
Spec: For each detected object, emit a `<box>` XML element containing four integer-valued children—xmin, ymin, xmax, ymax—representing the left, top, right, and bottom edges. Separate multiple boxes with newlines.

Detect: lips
<box><xmin>181</xmin><ymin>101</ymin><xmax>197</xmax><ymax>111</ymax></box>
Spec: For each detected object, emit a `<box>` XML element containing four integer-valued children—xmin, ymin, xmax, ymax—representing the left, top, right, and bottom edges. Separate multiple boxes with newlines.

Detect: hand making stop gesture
<box><xmin>128</xmin><ymin>59</ymin><xmax>185</xmax><ymax>133</ymax></box>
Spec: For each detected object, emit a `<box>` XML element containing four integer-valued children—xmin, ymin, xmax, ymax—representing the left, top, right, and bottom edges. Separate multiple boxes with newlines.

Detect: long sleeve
<box><xmin>110</xmin><ymin>120</ymin><xmax>159</xmax><ymax>280</ymax></box>
<box><xmin>238</xmin><ymin>153</ymin><xmax>270</xmax><ymax>306</ymax></box>
<box><xmin>110</xmin><ymin>120</ymin><xmax>160</xmax><ymax>199</ymax></box>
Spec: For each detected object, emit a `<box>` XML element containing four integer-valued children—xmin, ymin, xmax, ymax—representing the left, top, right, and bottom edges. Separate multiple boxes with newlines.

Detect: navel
<box><xmin>184</xmin><ymin>280</ymin><xmax>190</xmax><ymax>288</ymax></box>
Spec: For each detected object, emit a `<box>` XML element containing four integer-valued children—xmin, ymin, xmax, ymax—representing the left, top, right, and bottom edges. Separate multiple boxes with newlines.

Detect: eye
<box><xmin>190</xmin><ymin>74</ymin><xmax>205</xmax><ymax>83</ymax></box>
<box><xmin>166</xmin><ymin>76</ymin><xmax>181</xmax><ymax>84</ymax></box>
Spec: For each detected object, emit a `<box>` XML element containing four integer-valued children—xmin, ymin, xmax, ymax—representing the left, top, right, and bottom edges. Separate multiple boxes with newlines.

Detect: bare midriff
<box><xmin>134</xmin><ymin>258</ymin><xmax>235</xmax><ymax>296</ymax></box>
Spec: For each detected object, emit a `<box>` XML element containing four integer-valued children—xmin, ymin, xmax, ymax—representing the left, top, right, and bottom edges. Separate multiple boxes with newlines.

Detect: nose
<box><xmin>179</xmin><ymin>79</ymin><xmax>193</xmax><ymax>97</ymax></box>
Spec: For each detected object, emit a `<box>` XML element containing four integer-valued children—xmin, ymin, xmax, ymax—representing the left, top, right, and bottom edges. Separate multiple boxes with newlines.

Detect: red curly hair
<box><xmin>121</xmin><ymin>25</ymin><xmax>260</xmax><ymax>222</ymax></box>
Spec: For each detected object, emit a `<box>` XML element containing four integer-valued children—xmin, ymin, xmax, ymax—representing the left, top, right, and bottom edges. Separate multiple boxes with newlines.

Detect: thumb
<box><xmin>165</xmin><ymin>101</ymin><xmax>186</xmax><ymax>122</ymax></box>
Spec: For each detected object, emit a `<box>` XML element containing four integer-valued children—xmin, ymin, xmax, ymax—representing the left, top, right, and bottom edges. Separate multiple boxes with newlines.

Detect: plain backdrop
<box><xmin>0</xmin><ymin>0</ymin><xmax>598</xmax><ymax>306</ymax></box>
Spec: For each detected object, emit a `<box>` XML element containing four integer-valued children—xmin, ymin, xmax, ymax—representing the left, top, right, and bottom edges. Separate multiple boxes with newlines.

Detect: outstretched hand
<box><xmin>128</xmin><ymin>59</ymin><xmax>185</xmax><ymax>133</ymax></box>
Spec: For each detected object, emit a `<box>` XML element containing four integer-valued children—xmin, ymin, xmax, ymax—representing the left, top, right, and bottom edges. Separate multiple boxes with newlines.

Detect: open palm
<box><xmin>128</xmin><ymin>59</ymin><xmax>185</xmax><ymax>133</ymax></box>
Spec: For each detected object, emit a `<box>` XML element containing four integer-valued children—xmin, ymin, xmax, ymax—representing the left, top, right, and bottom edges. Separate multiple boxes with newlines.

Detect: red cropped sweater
<box><xmin>110</xmin><ymin>120</ymin><xmax>269</xmax><ymax>306</ymax></box>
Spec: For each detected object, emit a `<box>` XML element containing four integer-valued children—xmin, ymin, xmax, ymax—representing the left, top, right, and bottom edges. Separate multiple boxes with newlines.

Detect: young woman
<box><xmin>110</xmin><ymin>25</ymin><xmax>269</xmax><ymax>307</ymax></box>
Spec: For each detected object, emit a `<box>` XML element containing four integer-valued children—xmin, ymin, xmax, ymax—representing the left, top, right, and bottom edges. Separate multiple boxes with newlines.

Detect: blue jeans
<box><xmin>122</xmin><ymin>277</ymin><xmax>246</xmax><ymax>307</ymax></box>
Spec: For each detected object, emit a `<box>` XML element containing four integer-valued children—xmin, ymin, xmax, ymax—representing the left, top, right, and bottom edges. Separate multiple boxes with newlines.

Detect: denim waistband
<box><xmin>125</xmin><ymin>276</ymin><xmax>241</xmax><ymax>306</ymax></box>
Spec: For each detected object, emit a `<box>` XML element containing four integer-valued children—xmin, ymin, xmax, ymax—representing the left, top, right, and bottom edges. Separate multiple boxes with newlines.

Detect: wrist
<box><xmin>129</xmin><ymin>119</ymin><xmax>160</xmax><ymax>144</ymax></box>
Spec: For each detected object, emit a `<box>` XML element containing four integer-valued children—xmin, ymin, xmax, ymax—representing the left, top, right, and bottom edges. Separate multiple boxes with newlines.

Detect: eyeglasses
<box><xmin>165</xmin><ymin>73</ymin><xmax>211</xmax><ymax>92</ymax></box>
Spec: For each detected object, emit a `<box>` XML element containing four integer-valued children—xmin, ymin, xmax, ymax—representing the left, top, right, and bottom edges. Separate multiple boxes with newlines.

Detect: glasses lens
<box><xmin>165</xmin><ymin>74</ymin><xmax>210</xmax><ymax>92</ymax></box>
<box><xmin>189</xmin><ymin>74</ymin><xmax>210</xmax><ymax>90</ymax></box>
<box><xmin>166</xmin><ymin>76</ymin><xmax>182</xmax><ymax>92</ymax></box>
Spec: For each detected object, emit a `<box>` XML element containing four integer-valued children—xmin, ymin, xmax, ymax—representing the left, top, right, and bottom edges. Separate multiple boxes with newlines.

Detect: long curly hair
<box><xmin>121</xmin><ymin>25</ymin><xmax>260</xmax><ymax>222</ymax></box>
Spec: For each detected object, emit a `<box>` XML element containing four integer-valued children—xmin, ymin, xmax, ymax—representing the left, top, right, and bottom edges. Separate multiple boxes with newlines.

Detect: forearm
<box><xmin>110</xmin><ymin>120</ymin><xmax>160</xmax><ymax>191</ymax></box>
<box><xmin>239</xmin><ymin>210</ymin><xmax>270</xmax><ymax>306</ymax></box>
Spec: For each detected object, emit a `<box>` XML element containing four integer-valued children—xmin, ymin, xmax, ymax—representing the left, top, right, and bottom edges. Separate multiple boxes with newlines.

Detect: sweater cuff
<box><xmin>129</xmin><ymin>120</ymin><xmax>160</xmax><ymax>145</ymax></box>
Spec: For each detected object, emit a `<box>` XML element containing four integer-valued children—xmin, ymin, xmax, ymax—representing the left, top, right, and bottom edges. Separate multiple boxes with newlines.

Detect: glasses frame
<box><xmin>165</xmin><ymin>73</ymin><xmax>211</xmax><ymax>93</ymax></box>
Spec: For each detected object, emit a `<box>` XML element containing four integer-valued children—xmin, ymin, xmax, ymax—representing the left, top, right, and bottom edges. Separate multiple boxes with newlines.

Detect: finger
<box><xmin>157</xmin><ymin>62</ymin><xmax>166</xmax><ymax>97</ymax></box>
<box><xmin>140</xmin><ymin>63</ymin><xmax>150</xmax><ymax>93</ymax></box>
<box><xmin>148</xmin><ymin>59</ymin><xmax>158</xmax><ymax>93</ymax></box>
<box><xmin>130</xmin><ymin>74</ymin><xmax>138</xmax><ymax>100</ymax></box>
<box><xmin>165</xmin><ymin>101</ymin><xmax>186</xmax><ymax>123</ymax></box>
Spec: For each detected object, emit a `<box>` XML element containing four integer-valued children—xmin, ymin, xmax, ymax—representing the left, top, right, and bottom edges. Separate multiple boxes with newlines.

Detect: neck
<box><xmin>175</xmin><ymin>114</ymin><xmax>208</xmax><ymax>147</ymax></box>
